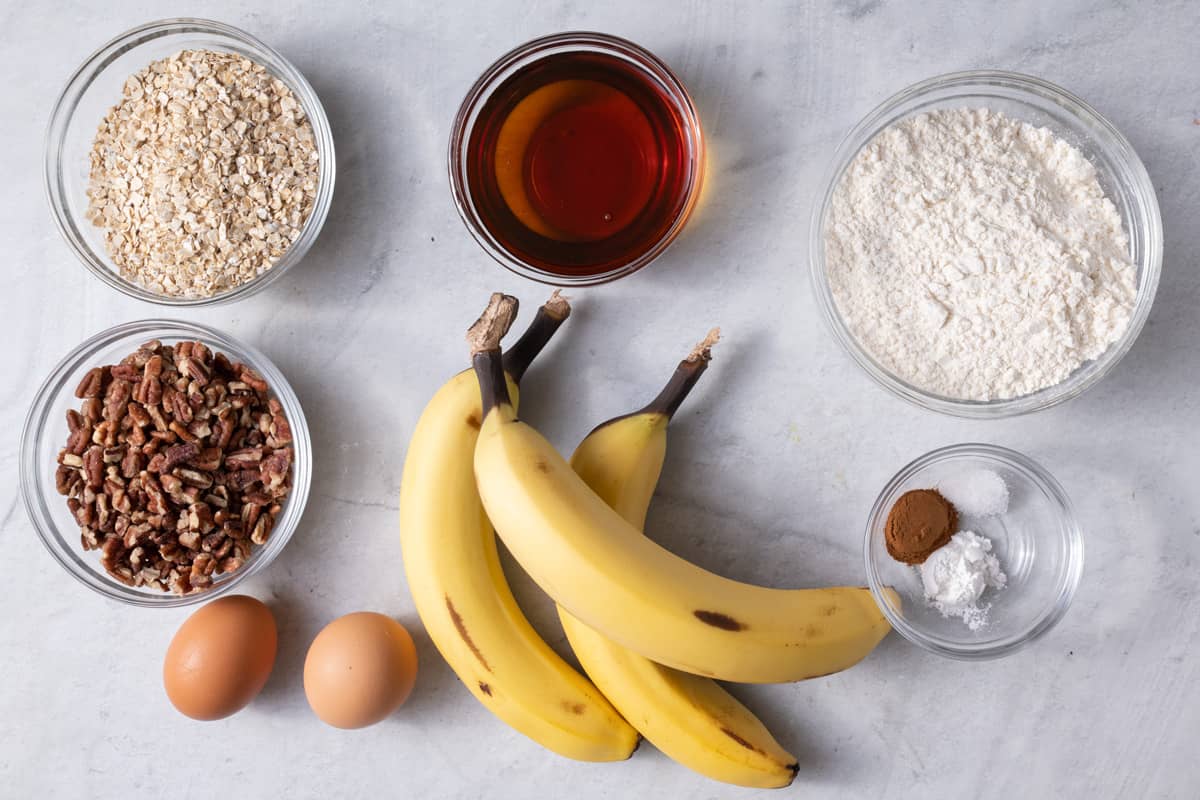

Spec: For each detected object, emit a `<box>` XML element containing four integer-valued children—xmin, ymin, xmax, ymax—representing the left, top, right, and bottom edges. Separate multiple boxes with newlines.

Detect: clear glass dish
<box><xmin>810</xmin><ymin>70</ymin><xmax>1162</xmax><ymax>418</ymax></box>
<box><xmin>19</xmin><ymin>320</ymin><xmax>312</xmax><ymax>607</ymax></box>
<box><xmin>44</xmin><ymin>18</ymin><xmax>336</xmax><ymax>306</ymax></box>
<box><xmin>448</xmin><ymin>31</ymin><xmax>705</xmax><ymax>286</ymax></box>
<box><xmin>865</xmin><ymin>444</ymin><xmax>1083</xmax><ymax>660</ymax></box>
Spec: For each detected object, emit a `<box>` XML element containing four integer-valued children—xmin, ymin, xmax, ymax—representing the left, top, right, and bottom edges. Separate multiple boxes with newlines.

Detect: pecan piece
<box><xmin>110</xmin><ymin>364</ymin><xmax>139</xmax><ymax>382</ymax></box>
<box><xmin>261</xmin><ymin>449</ymin><xmax>292</xmax><ymax>496</ymax></box>
<box><xmin>55</xmin><ymin>465</ymin><xmax>75</xmax><ymax>495</ymax></box>
<box><xmin>179</xmin><ymin>355</ymin><xmax>210</xmax><ymax>387</ymax></box>
<box><xmin>239</xmin><ymin>366</ymin><xmax>269</xmax><ymax>393</ymax></box>
<box><xmin>82</xmin><ymin>446</ymin><xmax>104</xmax><ymax>489</ymax></box>
<box><xmin>75</xmin><ymin>367</ymin><xmax>105</xmax><ymax>399</ymax></box>
<box><xmin>177</xmin><ymin>469</ymin><xmax>214</xmax><ymax>489</ymax></box>
<box><xmin>103</xmin><ymin>379</ymin><xmax>132</xmax><ymax>422</ymax></box>
<box><xmin>224</xmin><ymin>446</ymin><xmax>263</xmax><ymax>470</ymax></box>
<box><xmin>81</xmin><ymin>397</ymin><xmax>102</xmax><ymax>424</ymax></box>
<box><xmin>159</xmin><ymin>442</ymin><xmax>200</xmax><ymax>472</ymax></box>
<box><xmin>250</xmin><ymin>512</ymin><xmax>274</xmax><ymax>545</ymax></box>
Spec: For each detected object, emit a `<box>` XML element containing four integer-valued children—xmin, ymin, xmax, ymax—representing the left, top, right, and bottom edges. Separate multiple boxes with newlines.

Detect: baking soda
<box><xmin>919</xmin><ymin>530</ymin><xmax>1007</xmax><ymax>630</ymax></box>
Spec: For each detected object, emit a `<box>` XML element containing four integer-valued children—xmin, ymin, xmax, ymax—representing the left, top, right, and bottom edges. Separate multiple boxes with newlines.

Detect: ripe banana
<box><xmin>468</xmin><ymin>310</ymin><xmax>897</xmax><ymax>684</ymax></box>
<box><xmin>559</xmin><ymin>332</ymin><xmax>799</xmax><ymax>789</ymax></box>
<box><xmin>400</xmin><ymin>293</ymin><xmax>637</xmax><ymax>762</ymax></box>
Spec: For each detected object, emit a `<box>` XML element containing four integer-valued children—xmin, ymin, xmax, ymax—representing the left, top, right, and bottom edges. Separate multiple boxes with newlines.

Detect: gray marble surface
<box><xmin>2</xmin><ymin>1</ymin><xmax>1198</xmax><ymax>797</ymax></box>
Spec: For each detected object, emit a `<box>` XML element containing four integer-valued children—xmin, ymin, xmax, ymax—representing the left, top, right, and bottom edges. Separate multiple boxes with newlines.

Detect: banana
<box><xmin>467</xmin><ymin>309</ymin><xmax>898</xmax><ymax>685</ymax></box>
<box><xmin>400</xmin><ymin>293</ymin><xmax>638</xmax><ymax>762</ymax></box>
<box><xmin>559</xmin><ymin>331</ymin><xmax>799</xmax><ymax>789</ymax></box>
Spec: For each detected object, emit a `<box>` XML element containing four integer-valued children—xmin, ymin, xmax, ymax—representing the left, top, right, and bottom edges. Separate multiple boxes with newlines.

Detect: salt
<box><xmin>919</xmin><ymin>530</ymin><xmax>1007</xmax><ymax>630</ymax></box>
<box><xmin>937</xmin><ymin>469</ymin><xmax>1009</xmax><ymax>517</ymax></box>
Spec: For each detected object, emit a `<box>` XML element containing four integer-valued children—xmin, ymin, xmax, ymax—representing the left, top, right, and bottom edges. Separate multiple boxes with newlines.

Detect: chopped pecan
<box><xmin>120</xmin><ymin>447</ymin><xmax>142</xmax><ymax>479</ymax></box>
<box><xmin>177</xmin><ymin>468</ymin><xmax>213</xmax><ymax>489</ymax></box>
<box><xmin>178</xmin><ymin>529</ymin><xmax>201</xmax><ymax>551</ymax></box>
<box><xmin>159</xmin><ymin>442</ymin><xmax>200</xmax><ymax>471</ymax></box>
<box><xmin>224</xmin><ymin>447</ymin><xmax>263</xmax><ymax>470</ymax></box>
<box><xmin>168</xmin><ymin>421</ymin><xmax>197</xmax><ymax>443</ymax></box>
<box><xmin>261</xmin><ymin>449</ymin><xmax>292</xmax><ymax>495</ymax></box>
<box><xmin>59</xmin><ymin>339</ymin><xmax>293</xmax><ymax>595</ymax></box>
<box><xmin>217</xmin><ymin>556</ymin><xmax>243</xmax><ymax>574</ymax></box>
<box><xmin>179</xmin><ymin>355</ymin><xmax>210</xmax><ymax>387</ymax></box>
<box><xmin>83</xmin><ymin>446</ymin><xmax>104</xmax><ymax>489</ymax></box>
<box><xmin>168</xmin><ymin>388</ymin><xmax>193</xmax><ymax>424</ymax></box>
<box><xmin>110</xmin><ymin>364</ymin><xmax>139</xmax><ymax>382</ymax></box>
<box><xmin>75</xmin><ymin>367</ymin><xmax>105</xmax><ymax>399</ymax></box>
<box><xmin>103</xmin><ymin>379</ymin><xmax>132</xmax><ymax>422</ymax></box>
<box><xmin>55</xmin><ymin>465</ymin><xmax>75</xmax><ymax>495</ymax></box>
<box><xmin>250</xmin><ymin>512</ymin><xmax>274</xmax><ymax>545</ymax></box>
<box><xmin>81</xmin><ymin>397</ymin><xmax>102</xmax><ymax>424</ymax></box>
<box><xmin>239</xmin><ymin>366</ymin><xmax>269</xmax><ymax>393</ymax></box>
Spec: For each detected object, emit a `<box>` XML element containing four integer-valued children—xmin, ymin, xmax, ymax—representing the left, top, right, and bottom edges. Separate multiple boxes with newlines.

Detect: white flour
<box><xmin>825</xmin><ymin>108</ymin><xmax>1137</xmax><ymax>400</ymax></box>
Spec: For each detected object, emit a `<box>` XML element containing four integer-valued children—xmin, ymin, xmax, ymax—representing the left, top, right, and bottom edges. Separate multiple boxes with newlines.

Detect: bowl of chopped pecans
<box><xmin>19</xmin><ymin>320</ymin><xmax>312</xmax><ymax>607</ymax></box>
<box><xmin>44</xmin><ymin>18</ymin><xmax>335</xmax><ymax>305</ymax></box>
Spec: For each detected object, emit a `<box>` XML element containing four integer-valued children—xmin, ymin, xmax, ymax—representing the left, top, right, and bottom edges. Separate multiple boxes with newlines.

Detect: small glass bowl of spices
<box><xmin>449</xmin><ymin>32</ymin><xmax>705</xmax><ymax>286</ymax></box>
<box><xmin>19</xmin><ymin>319</ymin><xmax>312</xmax><ymax>607</ymax></box>
<box><xmin>864</xmin><ymin>443</ymin><xmax>1083</xmax><ymax>659</ymax></box>
<box><xmin>45</xmin><ymin>18</ymin><xmax>336</xmax><ymax>305</ymax></box>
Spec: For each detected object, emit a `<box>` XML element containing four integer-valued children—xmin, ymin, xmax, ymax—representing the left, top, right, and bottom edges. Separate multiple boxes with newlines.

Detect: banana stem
<box><xmin>474</xmin><ymin>349</ymin><xmax>512</xmax><ymax>416</ymax></box>
<box><xmin>469</xmin><ymin>293</ymin><xmax>519</xmax><ymax>416</ymax></box>
<box><xmin>503</xmin><ymin>291</ymin><xmax>571</xmax><ymax>384</ymax></box>
<box><xmin>467</xmin><ymin>293</ymin><xmax>519</xmax><ymax>354</ymax></box>
<box><xmin>642</xmin><ymin>328</ymin><xmax>720</xmax><ymax>420</ymax></box>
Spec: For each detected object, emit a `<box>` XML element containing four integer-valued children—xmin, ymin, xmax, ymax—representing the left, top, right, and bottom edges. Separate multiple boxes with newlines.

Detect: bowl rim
<box><xmin>863</xmin><ymin>442</ymin><xmax>1084</xmax><ymax>660</ymax></box>
<box><xmin>809</xmin><ymin>68</ymin><xmax>1163</xmax><ymax>418</ymax></box>
<box><xmin>447</xmin><ymin>30</ymin><xmax>705</xmax><ymax>287</ymax></box>
<box><xmin>44</xmin><ymin>17</ymin><xmax>337</xmax><ymax>307</ymax></box>
<box><xmin>18</xmin><ymin>318</ymin><xmax>312</xmax><ymax>607</ymax></box>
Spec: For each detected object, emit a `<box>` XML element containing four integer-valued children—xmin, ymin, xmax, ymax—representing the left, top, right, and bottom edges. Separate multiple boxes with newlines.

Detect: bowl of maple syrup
<box><xmin>450</xmin><ymin>32</ymin><xmax>705</xmax><ymax>286</ymax></box>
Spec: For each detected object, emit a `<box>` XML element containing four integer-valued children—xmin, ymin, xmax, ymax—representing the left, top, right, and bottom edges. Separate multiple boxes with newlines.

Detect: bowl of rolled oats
<box><xmin>45</xmin><ymin>18</ymin><xmax>335</xmax><ymax>305</ymax></box>
<box><xmin>19</xmin><ymin>319</ymin><xmax>312</xmax><ymax>607</ymax></box>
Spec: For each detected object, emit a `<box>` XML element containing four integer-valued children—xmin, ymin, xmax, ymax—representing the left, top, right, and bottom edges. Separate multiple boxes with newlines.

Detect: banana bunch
<box><xmin>400</xmin><ymin>293</ymin><xmax>897</xmax><ymax>787</ymax></box>
<box><xmin>400</xmin><ymin>293</ymin><xmax>637</xmax><ymax>762</ymax></box>
<box><xmin>560</xmin><ymin>331</ymin><xmax>799</xmax><ymax>788</ymax></box>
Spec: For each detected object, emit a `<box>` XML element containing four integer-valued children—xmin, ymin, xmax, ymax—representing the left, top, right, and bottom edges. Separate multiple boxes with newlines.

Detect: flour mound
<box><xmin>825</xmin><ymin>108</ymin><xmax>1137</xmax><ymax>401</ymax></box>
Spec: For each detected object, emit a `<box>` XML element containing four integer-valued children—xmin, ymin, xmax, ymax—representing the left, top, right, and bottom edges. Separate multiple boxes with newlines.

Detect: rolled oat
<box><xmin>86</xmin><ymin>49</ymin><xmax>320</xmax><ymax>298</ymax></box>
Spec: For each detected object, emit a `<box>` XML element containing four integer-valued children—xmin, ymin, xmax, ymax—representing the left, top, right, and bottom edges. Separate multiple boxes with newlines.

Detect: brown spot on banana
<box><xmin>478</xmin><ymin>681</ymin><xmax>492</xmax><ymax>696</ymax></box>
<box><xmin>693</xmin><ymin>610</ymin><xmax>745</xmax><ymax>631</ymax></box>
<box><xmin>446</xmin><ymin>596</ymin><xmax>491</xmax><ymax>672</ymax></box>
<box><xmin>534</xmin><ymin>459</ymin><xmax>550</xmax><ymax>473</ymax></box>
<box><xmin>465</xmin><ymin>413</ymin><xmax>481</xmax><ymax>430</ymax></box>
<box><xmin>720</xmin><ymin>726</ymin><xmax>766</xmax><ymax>755</ymax></box>
<box><xmin>561</xmin><ymin>701</ymin><xmax>586</xmax><ymax>715</ymax></box>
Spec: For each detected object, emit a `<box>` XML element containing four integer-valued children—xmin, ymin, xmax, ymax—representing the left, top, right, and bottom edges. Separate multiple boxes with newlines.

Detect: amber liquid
<box><xmin>466</xmin><ymin>52</ymin><xmax>696</xmax><ymax>278</ymax></box>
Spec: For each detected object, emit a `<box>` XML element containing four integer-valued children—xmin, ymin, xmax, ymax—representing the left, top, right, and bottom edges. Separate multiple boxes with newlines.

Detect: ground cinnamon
<box><xmin>885</xmin><ymin>489</ymin><xmax>957</xmax><ymax>565</ymax></box>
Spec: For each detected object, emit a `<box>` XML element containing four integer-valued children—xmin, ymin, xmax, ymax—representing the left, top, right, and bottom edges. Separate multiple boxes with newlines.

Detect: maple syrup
<box><xmin>453</xmin><ymin>34</ymin><xmax>704</xmax><ymax>283</ymax></box>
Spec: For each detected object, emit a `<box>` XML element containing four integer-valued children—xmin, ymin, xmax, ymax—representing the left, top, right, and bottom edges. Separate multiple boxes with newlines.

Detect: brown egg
<box><xmin>163</xmin><ymin>595</ymin><xmax>278</xmax><ymax>721</ymax></box>
<box><xmin>303</xmin><ymin>612</ymin><xmax>418</xmax><ymax>729</ymax></box>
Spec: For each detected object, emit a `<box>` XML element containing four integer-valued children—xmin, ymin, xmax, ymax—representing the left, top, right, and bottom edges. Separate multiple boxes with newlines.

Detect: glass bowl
<box><xmin>448</xmin><ymin>31</ymin><xmax>705</xmax><ymax>286</ymax></box>
<box><xmin>44</xmin><ymin>18</ymin><xmax>336</xmax><ymax>306</ymax></box>
<box><xmin>19</xmin><ymin>320</ymin><xmax>312</xmax><ymax>607</ymax></box>
<box><xmin>810</xmin><ymin>70</ymin><xmax>1162</xmax><ymax>418</ymax></box>
<box><xmin>865</xmin><ymin>444</ymin><xmax>1083</xmax><ymax>660</ymax></box>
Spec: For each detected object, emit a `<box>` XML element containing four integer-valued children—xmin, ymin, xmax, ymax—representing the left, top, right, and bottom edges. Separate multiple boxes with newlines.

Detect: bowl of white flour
<box><xmin>811</xmin><ymin>70</ymin><xmax>1161</xmax><ymax>417</ymax></box>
